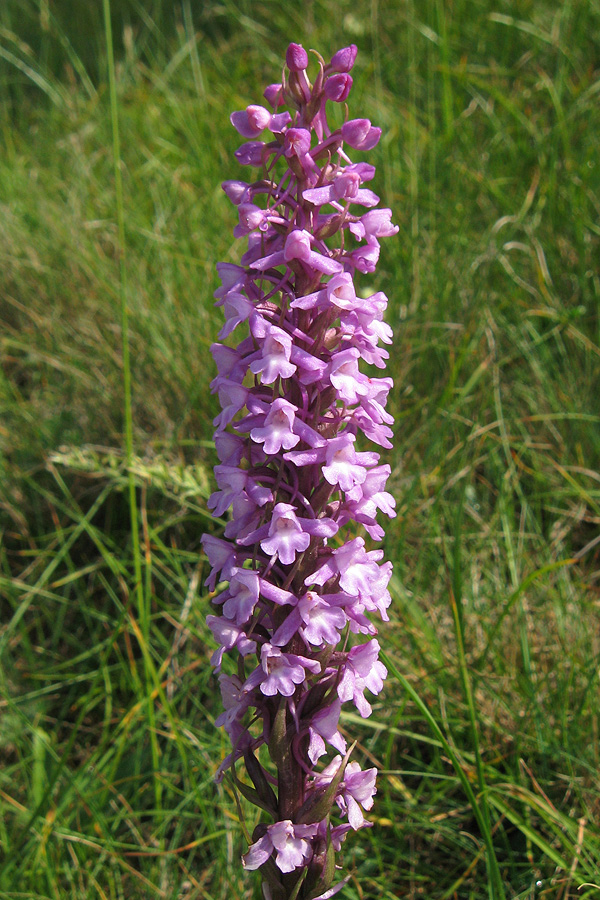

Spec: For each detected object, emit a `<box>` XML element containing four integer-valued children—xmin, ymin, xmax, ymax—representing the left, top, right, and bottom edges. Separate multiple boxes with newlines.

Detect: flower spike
<box><xmin>202</xmin><ymin>42</ymin><xmax>397</xmax><ymax>900</ymax></box>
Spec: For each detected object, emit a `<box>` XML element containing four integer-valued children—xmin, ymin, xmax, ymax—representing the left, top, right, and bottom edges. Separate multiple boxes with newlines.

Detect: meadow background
<box><xmin>1</xmin><ymin>1</ymin><xmax>599</xmax><ymax>898</ymax></box>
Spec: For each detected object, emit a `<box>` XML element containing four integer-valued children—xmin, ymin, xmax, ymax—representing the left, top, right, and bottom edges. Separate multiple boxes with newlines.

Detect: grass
<box><xmin>1</xmin><ymin>0</ymin><xmax>599</xmax><ymax>897</ymax></box>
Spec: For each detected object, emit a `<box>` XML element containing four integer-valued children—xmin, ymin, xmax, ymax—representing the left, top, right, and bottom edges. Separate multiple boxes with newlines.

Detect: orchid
<box><xmin>202</xmin><ymin>42</ymin><xmax>397</xmax><ymax>900</ymax></box>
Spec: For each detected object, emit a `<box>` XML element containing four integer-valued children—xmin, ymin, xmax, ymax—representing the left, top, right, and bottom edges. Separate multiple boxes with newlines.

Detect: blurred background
<box><xmin>0</xmin><ymin>1</ymin><xmax>599</xmax><ymax>898</ymax></box>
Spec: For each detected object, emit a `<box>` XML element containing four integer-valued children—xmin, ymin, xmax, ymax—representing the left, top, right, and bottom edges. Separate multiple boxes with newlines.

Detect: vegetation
<box><xmin>1</xmin><ymin>1</ymin><xmax>599</xmax><ymax>898</ymax></box>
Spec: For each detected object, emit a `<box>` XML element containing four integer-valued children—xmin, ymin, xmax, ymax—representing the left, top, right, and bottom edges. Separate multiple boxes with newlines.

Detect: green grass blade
<box><xmin>382</xmin><ymin>651</ymin><xmax>506</xmax><ymax>900</ymax></box>
<box><xmin>101</xmin><ymin>0</ymin><xmax>160</xmax><ymax>815</ymax></box>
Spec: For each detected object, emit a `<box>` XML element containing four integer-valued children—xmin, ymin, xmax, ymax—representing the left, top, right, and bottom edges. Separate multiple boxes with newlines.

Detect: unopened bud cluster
<box><xmin>202</xmin><ymin>41</ymin><xmax>397</xmax><ymax>900</ymax></box>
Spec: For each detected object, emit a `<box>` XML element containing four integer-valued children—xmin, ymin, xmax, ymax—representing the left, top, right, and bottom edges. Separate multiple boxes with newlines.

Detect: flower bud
<box><xmin>221</xmin><ymin>180</ymin><xmax>248</xmax><ymax>205</ymax></box>
<box><xmin>264</xmin><ymin>82</ymin><xmax>284</xmax><ymax>107</ymax></box>
<box><xmin>330</xmin><ymin>44</ymin><xmax>357</xmax><ymax>72</ymax></box>
<box><xmin>286</xmin><ymin>42</ymin><xmax>309</xmax><ymax>71</ymax></box>
<box><xmin>324</xmin><ymin>73</ymin><xmax>353</xmax><ymax>103</ymax></box>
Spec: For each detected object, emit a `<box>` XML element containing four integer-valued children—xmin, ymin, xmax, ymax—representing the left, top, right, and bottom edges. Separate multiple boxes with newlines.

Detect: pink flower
<box><xmin>243</xmin><ymin>820</ymin><xmax>318</xmax><ymax>872</ymax></box>
<box><xmin>250</xmin><ymin>398</ymin><xmax>300</xmax><ymax>454</ymax></box>
<box><xmin>250</xmin><ymin>643</ymin><xmax>321</xmax><ymax>697</ymax></box>
<box><xmin>329</xmin><ymin>348</ymin><xmax>370</xmax><ymax>404</ymax></box>
<box><xmin>230</xmin><ymin>104</ymin><xmax>272</xmax><ymax>137</ymax></box>
<box><xmin>342</xmin><ymin>118</ymin><xmax>382</xmax><ymax>150</ymax></box>
<box><xmin>272</xmin><ymin>591</ymin><xmax>347</xmax><ymax>648</ymax></box>
<box><xmin>220</xmin><ymin>568</ymin><xmax>260</xmax><ymax>625</ymax></box>
<box><xmin>337</xmin><ymin>639</ymin><xmax>387</xmax><ymax>717</ymax></box>
<box><xmin>314</xmin><ymin>758</ymin><xmax>377</xmax><ymax>829</ymax></box>
<box><xmin>260</xmin><ymin>503</ymin><xmax>311</xmax><ymax>564</ymax></box>
<box><xmin>284</xmin><ymin>127</ymin><xmax>311</xmax><ymax>158</ymax></box>
<box><xmin>249</xmin><ymin>324</ymin><xmax>296</xmax><ymax>384</ymax></box>
<box><xmin>322</xmin><ymin>434</ymin><xmax>378</xmax><ymax>492</ymax></box>
<box><xmin>307</xmin><ymin>699</ymin><xmax>347</xmax><ymax>764</ymax></box>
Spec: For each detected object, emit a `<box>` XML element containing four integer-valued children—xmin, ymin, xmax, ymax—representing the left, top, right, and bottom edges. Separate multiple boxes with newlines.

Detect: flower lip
<box><xmin>260</xmin><ymin>503</ymin><xmax>310</xmax><ymax>566</ymax></box>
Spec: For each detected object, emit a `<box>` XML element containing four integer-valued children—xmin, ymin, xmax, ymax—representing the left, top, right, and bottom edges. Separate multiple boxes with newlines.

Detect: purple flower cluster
<box><xmin>202</xmin><ymin>42</ymin><xmax>397</xmax><ymax>900</ymax></box>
